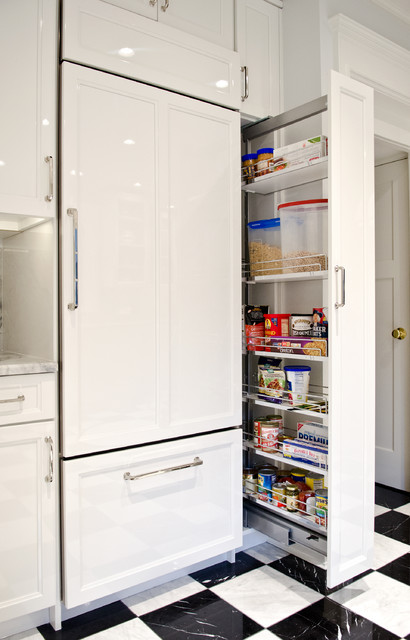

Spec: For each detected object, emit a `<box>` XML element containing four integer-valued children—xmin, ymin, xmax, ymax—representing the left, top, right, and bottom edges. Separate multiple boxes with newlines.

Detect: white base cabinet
<box><xmin>0</xmin><ymin>419</ymin><xmax>57</xmax><ymax>623</ymax></box>
<box><xmin>62</xmin><ymin>429</ymin><xmax>242</xmax><ymax>609</ymax></box>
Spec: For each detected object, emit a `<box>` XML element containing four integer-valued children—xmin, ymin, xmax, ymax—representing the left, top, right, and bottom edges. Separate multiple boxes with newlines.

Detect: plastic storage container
<box><xmin>241</xmin><ymin>153</ymin><xmax>258</xmax><ymax>183</ymax></box>
<box><xmin>278</xmin><ymin>199</ymin><xmax>328</xmax><ymax>273</ymax></box>
<box><xmin>255</xmin><ymin>147</ymin><xmax>274</xmax><ymax>177</ymax></box>
<box><xmin>247</xmin><ymin>218</ymin><xmax>281</xmax><ymax>277</ymax></box>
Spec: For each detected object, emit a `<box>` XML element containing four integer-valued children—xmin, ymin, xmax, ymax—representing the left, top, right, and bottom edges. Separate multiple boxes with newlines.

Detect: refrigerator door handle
<box><xmin>124</xmin><ymin>456</ymin><xmax>203</xmax><ymax>481</ymax></box>
<box><xmin>67</xmin><ymin>208</ymin><xmax>79</xmax><ymax>310</ymax></box>
<box><xmin>335</xmin><ymin>265</ymin><xmax>346</xmax><ymax>309</ymax></box>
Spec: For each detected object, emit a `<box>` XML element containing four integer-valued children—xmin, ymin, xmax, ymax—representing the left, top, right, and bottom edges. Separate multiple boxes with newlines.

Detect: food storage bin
<box><xmin>278</xmin><ymin>199</ymin><xmax>328</xmax><ymax>273</ymax></box>
<box><xmin>247</xmin><ymin>218</ymin><xmax>281</xmax><ymax>277</ymax></box>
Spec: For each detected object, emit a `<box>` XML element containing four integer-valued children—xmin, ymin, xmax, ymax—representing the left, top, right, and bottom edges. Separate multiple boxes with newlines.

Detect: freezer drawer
<box><xmin>62</xmin><ymin>429</ymin><xmax>242</xmax><ymax>608</ymax></box>
<box><xmin>0</xmin><ymin>373</ymin><xmax>55</xmax><ymax>426</ymax></box>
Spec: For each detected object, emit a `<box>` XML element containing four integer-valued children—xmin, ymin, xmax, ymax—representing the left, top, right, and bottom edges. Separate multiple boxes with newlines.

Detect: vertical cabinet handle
<box><xmin>44</xmin><ymin>156</ymin><xmax>54</xmax><ymax>202</ymax></box>
<box><xmin>45</xmin><ymin>436</ymin><xmax>54</xmax><ymax>483</ymax></box>
<box><xmin>241</xmin><ymin>66</ymin><xmax>249</xmax><ymax>102</ymax></box>
<box><xmin>67</xmin><ymin>208</ymin><xmax>79</xmax><ymax>311</ymax></box>
<box><xmin>335</xmin><ymin>265</ymin><xmax>346</xmax><ymax>309</ymax></box>
<box><xmin>161</xmin><ymin>0</ymin><xmax>169</xmax><ymax>11</ymax></box>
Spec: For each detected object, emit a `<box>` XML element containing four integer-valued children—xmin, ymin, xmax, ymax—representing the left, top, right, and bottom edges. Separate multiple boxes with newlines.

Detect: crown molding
<box><xmin>370</xmin><ymin>0</ymin><xmax>410</xmax><ymax>26</ymax></box>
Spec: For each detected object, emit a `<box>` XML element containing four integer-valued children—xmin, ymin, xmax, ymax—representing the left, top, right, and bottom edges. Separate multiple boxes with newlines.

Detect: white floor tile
<box><xmin>4</xmin><ymin>632</ymin><xmax>43</xmax><ymax>640</ymax></box>
<box><xmin>372</xmin><ymin>531</ymin><xmax>410</xmax><ymax>569</ymax></box>
<box><xmin>244</xmin><ymin>542</ymin><xmax>288</xmax><ymax>564</ymax></box>
<box><xmin>395</xmin><ymin>503</ymin><xmax>410</xmax><ymax>516</ymax></box>
<box><xmin>329</xmin><ymin>571</ymin><xmax>410</xmax><ymax>638</ymax></box>
<box><xmin>248</xmin><ymin>630</ymin><xmax>283</xmax><ymax>640</ymax></box>
<box><xmin>87</xmin><ymin>617</ymin><xmax>161</xmax><ymax>639</ymax></box>
<box><xmin>122</xmin><ymin>575</ymin><xmax>205</xmax><ymax>617</ymax></box>
<box><xmin>210</xmin><ymin>565</ymin><xmax>323</xmax><ymax>628</ymax></box>
<box><xmin>374</xmin><ymin>504</ymin><xmax>390</xmax><ymax>517</ymax></box>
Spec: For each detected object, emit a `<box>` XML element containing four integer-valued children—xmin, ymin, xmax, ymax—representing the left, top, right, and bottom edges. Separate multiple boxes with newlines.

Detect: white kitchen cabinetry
<box><xmin>235</xmin><ymin>0</ymin><xmax>281</xmax><ymax>121</ymax></box>
<box><xmin>62</xmin><ymin>428</ymin><xmax>242</xmax><ymax>608</ymax></box>
<box><xmin>0</xmin><ymin>378</ymin><xmax>57</xmax><ymax>623</ymax></box>
<box><xmin>0</xmin><ymin>0</ymin><xmax>57</xmax><ymax>222</ymax></box>
<box><xmin>101</xmin><ymin>0</ymin><xmax>234</xmax><ymax>49</ymax></box>
<box><xmin>61</xmin><ymin>62</ymin><xmax>241</xmax><ymax>457</ymax></box>
<box><xmin>242</xmin><ymin>72</ymin><xmax>375</xmax><ymax>588</ymax></box>
<box><xmin>62</xmin><ymin>0</ymin><xmax>240</xmax><ymax>110</ymax></box>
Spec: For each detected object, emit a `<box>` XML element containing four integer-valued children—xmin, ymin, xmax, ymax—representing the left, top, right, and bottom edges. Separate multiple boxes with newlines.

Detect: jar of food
<box><xmin>241</xmin><ymin>153</ymin><xmax>258</xmax><ymax>183</ymax></box>
<box><xmin>255</xmin><ymin>147</ymin><xmax>274</xmax><ymax>177</ymax></box>
<box><xmin>271</xmin><ymin>482</ymin><xmax>287</xmax><ymax>508</ymax></box>
<box><xmin>285</xmin><ymin>484</ymin><xmax>300</xmax><ymax>512</ymax></box>
<box><xmin>299</xmin><ymin>490</ymin><xmax>316</xmax><ymax>515</ymax></box>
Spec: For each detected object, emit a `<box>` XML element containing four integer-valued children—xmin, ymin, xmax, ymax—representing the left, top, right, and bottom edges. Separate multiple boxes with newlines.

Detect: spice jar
<box><xmin>285</xmin><ymin>484</ymin><xmax>300</xmax><ymax>512</ymax></box>
<box><xmin>255</xmin><ymin>147</ymin><xmax>274</xmax><ymax>176</ymax></box>
<box><xmin>241</xmin><ymin>153</ymin><xmax>257</xmax><ymax>183</ymax></box>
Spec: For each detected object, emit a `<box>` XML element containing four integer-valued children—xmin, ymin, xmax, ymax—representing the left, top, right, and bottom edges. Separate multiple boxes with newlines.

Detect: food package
<box><xmin>282</xmin><ymin>438</ymin><xmax>328</xmax><ymax>469</ymax></box>
<box><xmin>264</xmin><ymin>337</ymin><xmax>327</xmax><ymax>357</ymax></box>
<box><xmin>257</xmin><ymin>362</ymin><xmax>286</xmax><ymax>404</ymax></box>
<box><xmin>297</xmin><ymin>421</ymin><xmax>328</xmax><ymax>446</ymax></box>
<box><xmin>244</xmin><ymin>305</ymin><xmax>269</xmax><ymax>351</ymax></box>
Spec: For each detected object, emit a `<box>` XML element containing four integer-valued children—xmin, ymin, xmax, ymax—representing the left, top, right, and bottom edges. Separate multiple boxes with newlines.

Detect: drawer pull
<box><xmin>45</xmin><ymin>436</ymin><xmax>54</xmax><ymax>483</ymax></box>
<box><xmin>0</xmin><ymin>394</ymin><xmax>25</xmax><ymax>404</ymax></box>
<box><xmin>124</xmin><ymin>456</ymin><xmax>203</xmax><ymax>481</ymax></box>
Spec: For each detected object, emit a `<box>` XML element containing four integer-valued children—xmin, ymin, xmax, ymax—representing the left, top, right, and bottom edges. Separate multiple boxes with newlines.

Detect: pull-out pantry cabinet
<box><xmin>242</xmin><ymin>72</ymin><xmax>375</xmax><ymax>588</ymax></box>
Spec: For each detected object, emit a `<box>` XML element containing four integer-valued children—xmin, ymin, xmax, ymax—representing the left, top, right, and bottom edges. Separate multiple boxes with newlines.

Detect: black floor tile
<box><xmin>268</xmin><ymin>555</ymin><xmax>373</xmax><ymax>596</ymax></box>
<box><xmin>374</xmin><ymin>510</ymin><xmax>410</xmax><ymax>544</ymax></box>
<box><xmin>189</xmin><ymin>551</ymin><xmax>263</xmax><ymax>588</ymax></box>
<box><xmin>38</xmin><ymin>601</ymin><xmax>136</xmax><ymax>640</ymax></box>
<box><xmin>375</xmin><ymin>484</ymin><xmax>410</xmax><ymax>509</ymax></box>
<box><xmin>377</xmin><ymin>552</ymin><xmax>410</xmax><ymax>586</ymax></box>
<box><xmin>269</xmin><ymin>597</ymin><xmax>401</xmax><ymax>640</ymax></box>
<box><xmin>140</xmin><ymin>588</ymin><xmax>262</xmax><ymax>640</ymax></box>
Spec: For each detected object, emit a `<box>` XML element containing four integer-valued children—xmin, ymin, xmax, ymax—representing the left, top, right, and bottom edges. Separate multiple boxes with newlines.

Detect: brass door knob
<box><xmin>392</xmin><ymin>327</ymin><xmax>407</xmax><ymax>340</ymax></box>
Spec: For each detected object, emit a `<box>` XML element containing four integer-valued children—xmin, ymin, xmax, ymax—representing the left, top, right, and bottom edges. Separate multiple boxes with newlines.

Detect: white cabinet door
<box><xmin>327</xmin><ymin>71</ymin><xmax>375</xmax><ymax>587</ymax></box>
<box><xmin>99</xmin><ymin>0</ymin><xmax>156</xmax><ymax>19</ymax></box>
<box><xmin>0</xmin><ymin>0</ymin><xmax>57</xmax><ymax>218</ymax></box>
<box><xmin>0</xmin><ymin>421</ymin><xmax>57</xmax><ymax>622</ymax></box>
<box><xmin>62</xmin><ymin>0</ymin><xmax>240</xmax><ymax>110</ymax></box>
<box><xmin>160</xmin><ymin>0</ymin><xmax>234</xmax><ymax>49</ymax></box>
<box><xmin>235</xmin><ymin>0</ymin><xmax>281</xmax><ymax>120</ymax></box>
<box><xmin>62</xmin><ymin>429</ymin><xmax>242</xmax><ymax>608</ymax></box>
<box><xmin>61</xmin><ymin>63</ymin><xmax>241</xmax><ymax>456</ymax></box>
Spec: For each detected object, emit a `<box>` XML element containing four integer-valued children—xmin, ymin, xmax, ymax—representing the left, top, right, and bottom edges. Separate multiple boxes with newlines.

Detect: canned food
<box><xmin>290</xmin><ymin>469</ymin><xmax>306</xmax><ymax>483</ymax></box>
<box><xmin>315</xmin><ymin>488</ymin><xmax>328</xmax><ymax>526</ymax></box>
<box><xmin>285</xmin><ymin>484</ymin><xmax>300</xmax><ymax>512</ymax></box>
<box><xmin>243</xmin><ymin>468</ymin><xmax>255</xmax><ymax>494</ymax></box>
<box><xmin>305</xmin><ymin>471</ymin><xmax>324</xmax><ymax>491</ymax></box>
<box><xmin>299</xmin><ymin>490</ymin><xmax>316</xmax><ymax>515</ymax></box>
<box><xmin>271</xmin><ymin>482</ymin><xmax>287</xmax><ymax>508</ymax></box>
<box><xmin>265</xmin><ymin>415</ymin><xmax>284</xmax><ymax>436</ymax></box>
<box><xmin>260</xmin><ymin>423</ymin><xmax>280</xmax><ymax>452</ymax></box>
<box><xmin>257</xmin><ymin>467</ymin><xmax>277</xmax><ymax>502</ymax></box>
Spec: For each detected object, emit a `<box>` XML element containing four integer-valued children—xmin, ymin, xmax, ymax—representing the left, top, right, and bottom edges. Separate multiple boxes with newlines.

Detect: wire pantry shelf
<box><xmin>244</xmin><ymin>335</ymin><xmax>328</xmax><ymax>359</ymax></box>
<box><xmin>243</xmin><ymin>253</ymin><xmax>328</xmax><ymax>281</ymax></box>
<box><xmin>243</xmin><ymin>383</ymin><xmax>328</xmax><ymax>416</ymax></box>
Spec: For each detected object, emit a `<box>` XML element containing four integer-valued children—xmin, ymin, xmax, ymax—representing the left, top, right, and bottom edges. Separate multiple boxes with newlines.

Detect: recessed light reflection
<box><xmin>216</xmin><ymin>80</ymin><xmax>229</xmax><ymax>89</ymax></box>
<box><xmin>134</xmin><ymin>182</ymin><xmax>141</xmax><ymax>187</ymax></box>
<box><xmin>119</xmin><ymin>47</ymin><xmax>134</xmax><ymax>57</ymax></box>
<box><xmin>123</xmin><ymin>139</ymin><xmax>135</xmax><ymax>145</ymax></box>
<box><xmin>42</xmin><ymin>118</ymin><xmax>50</xmax><ymax>126</ymax></box>
<box><xmin>0</xmin><ymin>161</ymin><xmax>5</xmax><ymax>167</ymax></box>
<box><xmin>70</xmin><ymin>170</ymin><xmax>76</xmax><ymax>176</ymax></box>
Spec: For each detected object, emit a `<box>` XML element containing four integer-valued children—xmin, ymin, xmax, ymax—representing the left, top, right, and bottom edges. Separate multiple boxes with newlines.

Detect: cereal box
<box><xmin>265</xmin><ymin>337</ymin><xmax>327</xmax><ymax>357</ymax></box>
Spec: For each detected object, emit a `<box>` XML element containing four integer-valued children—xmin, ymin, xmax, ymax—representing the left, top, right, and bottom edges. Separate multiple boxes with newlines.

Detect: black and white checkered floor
<box><xmin>8</xmin><ymin>485</ymin><xmax>410</xmax><ymax>640</ymax></box>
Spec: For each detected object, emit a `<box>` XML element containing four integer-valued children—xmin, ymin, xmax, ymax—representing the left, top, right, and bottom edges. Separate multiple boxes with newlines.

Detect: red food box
<box><xmin>264</xmin><ymin>314</ymin><xmax>291</xmax><ymax>346</ymax></box>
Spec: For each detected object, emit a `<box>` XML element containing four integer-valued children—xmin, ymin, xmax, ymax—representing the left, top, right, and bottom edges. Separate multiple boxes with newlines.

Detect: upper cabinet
<box><xmin>62</xmin><ymin>0</ymin><xmax>241</xmax><ymax>110</ymax></box>
<box><xmin>235</xmin><ymin>0</ymin><xmax>282</xmax><ymax>121</ymax></box>
<box><xmin>100</xmin><ymin>0</ymin><xmax>234</xmax><ymax>49</ymax></box>
<box><xmin>0</xmin><ymin>0</ymin><xmax>57</xmax><ymax>221</ymax></box>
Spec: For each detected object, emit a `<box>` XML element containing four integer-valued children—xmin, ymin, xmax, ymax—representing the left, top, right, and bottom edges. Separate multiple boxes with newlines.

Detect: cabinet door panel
<box><xmin>99</xmin><ymin>0</ymin><xmax>157</xmax><ymax>19</ymax></box>
<box><xmin>0</xmin><ymin>421</ymin><xmax>56</xmax><ymax>622</ymax></box>
<box><xmin>0</xmin><ymin>0</ymin><xmax>57</xmax><ymax>218</ymax></box>
<box><xmin>166</xmin><ymin>97</ymin><xmax>242</xmax><ymax>431</ymax></box>
<box><xmin>327</xmin><ymin>71</ymin><xmax>375</xmax><ymax>588</ymax></box>
<box><xmin>160</xmin><ymin>0</ymin><xmax>234</xmax><ymax>49</ymax></box>
<box><xmin>61</xmin><ymin>64</ymin><xmax>161</xmax><ymax>456</ymax></box>
<box><xmin>62</xmin><ymin>429</ymin><xmax>242</xmax><ymax>608</ymax></box>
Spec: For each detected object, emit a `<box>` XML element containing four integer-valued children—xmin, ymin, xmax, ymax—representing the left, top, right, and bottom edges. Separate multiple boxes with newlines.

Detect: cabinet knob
<box><xmin>392</xmin><ymin>327</ymin><xmax>407</xmax><ymax>340</ymax></box>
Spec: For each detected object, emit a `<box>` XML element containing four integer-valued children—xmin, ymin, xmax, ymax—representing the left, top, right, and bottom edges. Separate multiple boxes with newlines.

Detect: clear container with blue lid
<box><xmin>247</xmin><ymin>218</ymin><xmax>282</xmax><ymax>277</ymax></box>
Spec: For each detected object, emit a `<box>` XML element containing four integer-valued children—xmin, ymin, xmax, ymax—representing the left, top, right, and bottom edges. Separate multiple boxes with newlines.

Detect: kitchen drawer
<box><xmin>0</xmin><ymin>373</ymin><xmax>56</xmax><ymax>426</ymax></box>
<box><xmin>62</xmin><ymin>428</ymin><xmax>242</xmax><ymax>608</ymax></box>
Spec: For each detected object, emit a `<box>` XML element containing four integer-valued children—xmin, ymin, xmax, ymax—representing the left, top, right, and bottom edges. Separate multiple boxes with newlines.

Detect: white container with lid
<box><xmin>247</xmin><ymin>218</ymin><xmax>281</xmax><ymax>277</ymax></box>
<box><xmin>278</xmin><ymin>199</ymin><xmax>328</xmax><ymax>273</ymax></box>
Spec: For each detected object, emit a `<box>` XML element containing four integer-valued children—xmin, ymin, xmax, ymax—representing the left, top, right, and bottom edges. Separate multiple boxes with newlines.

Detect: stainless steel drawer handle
<box><xmin>0</xmin><ymin>394</ymin><xmax>25</xmax><ymax>404</ymax></box>
<box><xmin>124</xmin><ymin>456</ymin><xmax>203</xmax><ymax>481</ymax></box>
<box><xmin>45</xmin><ymin>155</ymin><xmax>54</xmax><ymax>202</ymax></box>
<box><xmin>45</xmin><ymin>436</ymin><xmax>54</xmax><ymax>483</ymax></box>
<box><xmin>335</xmin><ymin>265</ymin><xmax>346</xmax><ymax>309</ymax></box>
<box><xmin>241</xmin><ymin>66</ymin><xmax>249</xmax><ymax>102</ymax></box>
<box><xmin>67</xmin><ymin>208</ymin><xmax>79</xmax><ymax>310</ymax></box>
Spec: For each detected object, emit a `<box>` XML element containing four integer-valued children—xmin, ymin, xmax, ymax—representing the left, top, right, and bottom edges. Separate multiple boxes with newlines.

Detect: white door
<box><xmin>0</xmin><ymin>421</ymin><xmax>56</xmax><ymax>622</ymax></box>
<box><xmin>62</xmin><ymin>429</ymin><xmax>242</xmax><ymax>608</ymax></box>
<box><xmin>375</xmin><ymin>158</ymin><xmax>410</xmax><ymax>491</ymax></box>
<box><xmin>327</xmin><ymin>71</ymin><xmax>375</xmax><ymax>588</ymax></box>
<box><xmin>61</xmin><ymin>63</ymin><xmax>241</xmax><ymax>457</ymax></box>
<box><xmin>0</xmin><ymin>0</ymin><xmax>57</xmax><ymax>218</ymax></box>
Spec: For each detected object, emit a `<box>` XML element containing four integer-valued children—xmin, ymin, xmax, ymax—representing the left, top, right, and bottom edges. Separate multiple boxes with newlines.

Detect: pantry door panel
<box><xmin>61</xmin><ymin>63</ymin><xmax>165</xmax><ymax>456</ymax></box>
<box><xmin>165</xmin><ymin>95</ymin><xmax>242</xmax><ymax>434</ymax></box>
<box><xmin>327</xmin><ymin>71</ymin><xmax>375</xmax><ymax>588</ymax></box>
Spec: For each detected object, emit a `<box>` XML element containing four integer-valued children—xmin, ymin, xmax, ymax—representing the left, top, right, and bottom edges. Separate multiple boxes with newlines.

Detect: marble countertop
<box><xmin>0</xmin><ymin>352</ymin><xmax>58</xmax><ymax>376</ymax></box>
